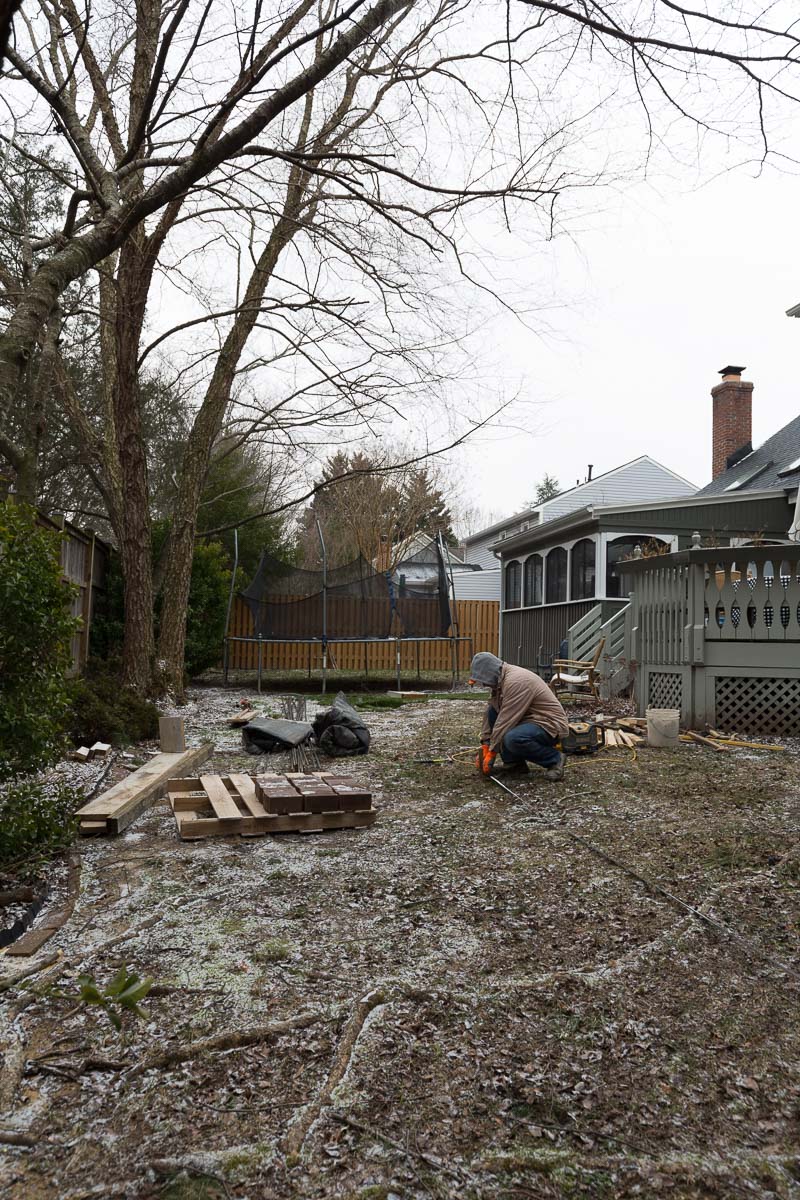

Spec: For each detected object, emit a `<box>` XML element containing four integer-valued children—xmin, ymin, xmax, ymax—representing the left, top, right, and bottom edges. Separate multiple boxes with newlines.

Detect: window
<box><xmin>605</xmin><ymin>535</ymin><xmax>669</xmax><ymax>597</ymax></box>
<box><xmin>570</xmin><ymin>539</ymin><xmax>596</xmax><ymax>600</ymax></box>
<box><xmin>545</xmin><ymin>547</ymin><xmax>567</xmax><ymax>604</ymax></box>
<box><xmin>523</xmin><ymin>554</ymin><xmax>543</xmax><ymax>606</ymax></box>
<box><xmin>505</xmin><ymin>560</ymin><xmax>521</xmax><ymax>608</ymax></box>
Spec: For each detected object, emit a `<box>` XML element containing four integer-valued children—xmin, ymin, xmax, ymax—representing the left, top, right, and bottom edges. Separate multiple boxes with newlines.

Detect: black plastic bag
<box><xmin>311</xmin><ymin>692</ymin><xmax>370</xmax><ymax>757</ymax></box>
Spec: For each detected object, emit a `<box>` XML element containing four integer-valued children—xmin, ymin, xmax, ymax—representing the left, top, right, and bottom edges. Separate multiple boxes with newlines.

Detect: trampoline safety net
<box><xmin>240</xmin><ymin>548</ymin><xmax>452</xmax><ymax>641</ymax></box>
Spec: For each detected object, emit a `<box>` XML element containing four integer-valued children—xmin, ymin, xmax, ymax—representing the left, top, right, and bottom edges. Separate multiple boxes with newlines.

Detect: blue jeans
<box><xmin>487</xmin><ymin>705</ymin><xmax>561</xmax><ymax>768</ymax></box>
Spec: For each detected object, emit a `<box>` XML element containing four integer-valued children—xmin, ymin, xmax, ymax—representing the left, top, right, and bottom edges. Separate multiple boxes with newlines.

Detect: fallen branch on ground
<box><xmin>126</xmin><ymin>1009</ymin><xmax>328</xmax><ymax>1079</ymax></box>
<box><xmin>0</xmin><ymin>952</ymin><xmax>60</xmax><ymax>994</ymax></box>
<box><xmin>282</xmin><ymin>988</ymin><xmax>388</xmax><ymax>1156</ymax></box>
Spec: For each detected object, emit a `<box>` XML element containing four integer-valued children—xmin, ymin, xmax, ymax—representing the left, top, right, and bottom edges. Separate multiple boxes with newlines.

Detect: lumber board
<box><xmin>227</xmin><ymin>774</ymin><xmax>268</xmax><ymax>818</ymax></box>
<box><xmin>228</xmin><ymin>709</ymin><xmax>257</xmax><ymax>726</ymax></box>
<box><xmin>201</xmin><ymin>774</ymin><xmax>244</xmax><ymax>821</ymax></box>
<box><xmin>159</xmin><ymin>716</ymin><xmax>186</xmax><ymax>753</ymax></box>
<box><xmin>175</xmin><ymin>808</ymin><xmax>375</xmax><ymax>841</ymax></box>
<box><xmin>76</xmin><ymin>744</ymin><xmax>212</xmax><ymax>834</ymax></box>
<box><xmin>684</xmin><ymin>731</ymin><xmax>728</xmax><ymax>753</ymax></box>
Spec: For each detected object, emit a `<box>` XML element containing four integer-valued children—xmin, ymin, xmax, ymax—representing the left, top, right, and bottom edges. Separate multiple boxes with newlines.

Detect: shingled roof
<box><xmin>696</xmin><ymin>411</ymin><xmax>800</xmax><ymax>496</ymax></box>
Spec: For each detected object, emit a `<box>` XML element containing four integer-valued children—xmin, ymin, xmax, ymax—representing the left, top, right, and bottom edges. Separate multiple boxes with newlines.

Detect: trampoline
<box><xmin>223</xmin><ymin>530</ymin><xmax>470</xmax><ymax>691</ymax></box>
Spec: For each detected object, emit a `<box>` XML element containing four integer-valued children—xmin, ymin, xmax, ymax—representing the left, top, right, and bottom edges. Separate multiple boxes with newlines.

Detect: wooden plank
<box><xmin>200</xmin><ymin>775</ymin><xmax>244</xmax><ymax>821</ymax></box>
<box><xmin>228</xmin><ymin>709</ymin><xmax>257</xmax><ymax>726</ymax></box>
<box><xmin>159</xmin><ymin>716</ymin><xmax>186</xmax><ymax>753</ymax></box>
<box><xmin>175</xmin><ymin>808</ymin><xmax>375</xmax><ymax>841</ymax></box>
<box><xmin>72</xmin><ymin>746</ymin><xmax>91</xmax><ymax>762</ymax></box>
<box><xmin>684</xmin><ymin>731</ymin><xmax>728</xmax><ymax>753</ymax></box>
<box><xmin>168</xmin><ymin>791</ymin><xmax>213</xmax><ymax>813</ymax></box>
<box><xmin>90</xmin><ymin>742</ymin><xmax>111</xmax><ymax>757</ymax></box>
<box><xmin>227</xmin><ymin>774</ymin><xmax>268</xmax><ymax>818</ymax></box>
<box><xmin>75</xmin><ymin>744</ymin><xmax>212</xmax><ymax>834</ymax></box>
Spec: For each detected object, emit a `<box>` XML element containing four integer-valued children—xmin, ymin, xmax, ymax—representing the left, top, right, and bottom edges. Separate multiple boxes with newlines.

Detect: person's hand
<box><xmin>476</xmin><ymin>743</ymin><xmax>496</xmax><ymax>776</ymax></box>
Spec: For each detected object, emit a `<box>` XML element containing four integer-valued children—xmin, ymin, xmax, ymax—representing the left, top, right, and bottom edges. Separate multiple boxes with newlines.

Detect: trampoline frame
<box><xmin>223</xmin><ymin>528</ymin><xmax>469</xmax><ymax>693</ymax></box>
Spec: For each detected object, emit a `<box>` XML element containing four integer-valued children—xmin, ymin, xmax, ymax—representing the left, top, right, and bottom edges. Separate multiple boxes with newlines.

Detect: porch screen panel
<box><xmin>545</xmin><ymin>547</ymin><xmax>567</xmax><ymax>604</ymax></box>
<box><xmin>570</xmin><ymin>539</ymin><xmax>595</xmax><ymax>600</ymax></box>
<box><xmin>606</xmin><ymin>536</ymin><xmax>669</xmax><ymax>597</ymax></box>
<box><xmin>505</xmin><ymin>560</ymin><xmax>521</xmax><ymax>608</ymax></box>
<box><xmin>523</xmin><ymin>554</ymin><xmax>542</xmax><ymax>606</ymax></box>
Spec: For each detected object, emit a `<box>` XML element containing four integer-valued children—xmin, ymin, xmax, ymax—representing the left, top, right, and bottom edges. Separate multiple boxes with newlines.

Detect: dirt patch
<box><xmin>1</xmin><ymin>689</ymin><xmax>799</xmax><ymax>1199</ymax></box>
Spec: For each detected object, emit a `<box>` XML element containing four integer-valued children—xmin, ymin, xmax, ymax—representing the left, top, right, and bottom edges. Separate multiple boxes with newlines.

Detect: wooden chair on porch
<box><xmin>549</xmin><ymin>637</ymin><xmax>606</xmax><ymax>701</ymax></box>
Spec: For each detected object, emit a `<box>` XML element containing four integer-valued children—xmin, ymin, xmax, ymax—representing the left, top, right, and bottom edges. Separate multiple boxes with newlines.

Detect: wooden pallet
<box><xmin>167</xmin><ymin>772</ymin><xmax>376</xmax><ymax>840</ymax></box>
<box><xmin>76</xmin><ymin>744</ymin><xmax>213</xmax><ymax>835</ymax></box>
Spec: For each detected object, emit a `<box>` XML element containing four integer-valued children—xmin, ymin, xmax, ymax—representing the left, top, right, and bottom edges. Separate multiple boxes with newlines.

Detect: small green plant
<box><xmin>74</xmin><ymin>965</ymin><xmax>154</xmax><ymax>1031</ymax></box>
<box><xmin>254</xmin><ymin>938</ymin><xmax>292</xmax><ymax>963</ymax></box>
<box><xmin>0</xmin><ymin>777</ymin><xmax>79</xmax><ymax>865</ymax></box>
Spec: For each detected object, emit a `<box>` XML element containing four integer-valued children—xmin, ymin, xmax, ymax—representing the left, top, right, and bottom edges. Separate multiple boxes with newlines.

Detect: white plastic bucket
<box><xmin>646</xmin><ymin>707</ymin><xmax>680</xmax><ymax>748</ymax></box>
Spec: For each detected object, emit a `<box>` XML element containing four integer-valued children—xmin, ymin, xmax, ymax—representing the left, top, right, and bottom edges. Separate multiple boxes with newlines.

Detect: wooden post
<box><xmin>159</xmin><ymin>716</ymin><xmax>186</xmax><ymax>753</ymax></box>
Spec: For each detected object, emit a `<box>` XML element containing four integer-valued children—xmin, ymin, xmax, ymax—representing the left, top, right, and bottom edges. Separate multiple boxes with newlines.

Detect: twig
<box><xmin>328</xmin><ymin>1111</ymin><xmax>459</xmax><ymax>1177</ymax></box>
<box><xmin>0</xmin><ymin>1129</ymin><xmax>36</xmax><ymax>1146</ymax></box>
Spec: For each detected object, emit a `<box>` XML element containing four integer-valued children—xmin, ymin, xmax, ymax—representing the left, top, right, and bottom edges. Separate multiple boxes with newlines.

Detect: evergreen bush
<box><xmin>0</xmin><ymin>777</ymin><xmax>79</xmax><ymax>865</ymax></box>
<box><xmin>0</xmin><ymin>501</ymin><xmax>78</xmax><ymax>781</ymax></box>
<box><xmin>67</xmin><ymin>663</ymin><xmax>159</xmax><ymax>746</ymax></box>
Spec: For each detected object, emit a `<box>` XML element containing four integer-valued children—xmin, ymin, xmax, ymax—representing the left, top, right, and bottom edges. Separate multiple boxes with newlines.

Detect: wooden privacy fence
<box><xmin>225</xmin><ymin>596</ymin><xmax>499</xmax><ymax>673</ymax></box>
<box><xmin>35</xmin><ymin>512</ymin><xmax>110</xmax><ymax>676</ymax></box>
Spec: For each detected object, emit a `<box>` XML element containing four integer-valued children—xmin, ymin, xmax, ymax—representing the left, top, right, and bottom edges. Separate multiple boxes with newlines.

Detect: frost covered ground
<box><xmin>1</xmin><ymin>686</ymin><xmax>799</xmax><ymax>1199</ymax></box>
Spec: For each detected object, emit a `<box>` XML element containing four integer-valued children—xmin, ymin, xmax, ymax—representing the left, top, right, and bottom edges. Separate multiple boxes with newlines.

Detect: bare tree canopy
<box><xmin>2</xmin><ymin>0</ymin><xmax>799</xmax><ymax>692</ymax></box>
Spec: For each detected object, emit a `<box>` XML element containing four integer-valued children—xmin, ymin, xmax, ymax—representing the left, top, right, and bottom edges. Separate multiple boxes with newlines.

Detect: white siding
<box><xmin>539</xmin><ymin>458</ymin><xmax>694</xmax><ymax>524</ymax></box>
<box><xmin>464</xmin><ymin>531</ymin><xmax>501</xmax><ymax>569</ymax></box>
<box><xmin>465</xmin><ymin>519</ymin><xmax>537</xmax><ymax>568</ymax></box>
<box><xmin>452</xmin><ymin>568</ymin><xmax>501</xmax><ymax>600</ymax></box>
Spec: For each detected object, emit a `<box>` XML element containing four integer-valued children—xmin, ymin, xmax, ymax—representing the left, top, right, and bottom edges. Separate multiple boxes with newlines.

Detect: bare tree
<box><xmin>1</xmin><ymin>1</ymin><xmax>799</xmax><ymax>693</ymax></box>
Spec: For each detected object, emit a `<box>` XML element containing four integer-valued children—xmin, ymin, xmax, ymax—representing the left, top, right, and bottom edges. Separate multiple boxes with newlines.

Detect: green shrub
<box><xmin>184</xmin><ymin>541</ymin><xmax>231</xmax><ymax>677</ymax></box>
<box><xmin>0</xmin><ymin>501</ymin><xmax>78</xmax><ymax>781</ymax></box>
<box><xmin>67</xmin><ymin>664</ymin><xmax>159</xmax><ymax>746</ymax></box>
<box><xmin>0</xmin><ymin>777</ymin><xmax>79</xmax><ymax>865</ymax></box>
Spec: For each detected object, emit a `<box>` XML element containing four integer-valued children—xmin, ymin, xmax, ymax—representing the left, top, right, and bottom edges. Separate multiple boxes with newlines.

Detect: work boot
<box><xmin>543</xmin><ymin>751</ymin><xmax>566</xmax><ymax>782</ymax></box>
<box><xmin>492</xmin><ymin>760</ymin><xmax>530</xmax><ymax>776</ymax></box>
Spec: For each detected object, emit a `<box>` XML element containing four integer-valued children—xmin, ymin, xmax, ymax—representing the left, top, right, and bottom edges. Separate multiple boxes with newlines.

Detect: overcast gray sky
<box><xmin>456</xmin><ymin>159</ymin><xmax>800</xmax><ymax>525</ymax></box>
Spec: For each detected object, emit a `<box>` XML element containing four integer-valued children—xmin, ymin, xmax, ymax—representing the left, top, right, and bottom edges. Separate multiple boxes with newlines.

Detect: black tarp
<box><xmin>311</xmin><ymin>693</ymin><xmax>370</xmax><ymax>757</ymax></box>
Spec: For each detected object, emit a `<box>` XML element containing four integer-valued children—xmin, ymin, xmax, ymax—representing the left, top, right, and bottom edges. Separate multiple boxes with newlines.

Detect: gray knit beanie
<box><xmin>469</xmin><ymin>652</ymin><xmax>503</xmax><ymax>687</ymax></box>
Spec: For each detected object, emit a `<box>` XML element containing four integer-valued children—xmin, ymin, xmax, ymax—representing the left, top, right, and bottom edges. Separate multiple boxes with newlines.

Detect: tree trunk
<box><xmin>115</xmin><ymin>234</ymin><xmax>155</xmax><ymax>692</ymax></box>
<box><xmin>156</xmin><ymin>161</ymin><xmax>313</xmax><ymax>696</ymax></box>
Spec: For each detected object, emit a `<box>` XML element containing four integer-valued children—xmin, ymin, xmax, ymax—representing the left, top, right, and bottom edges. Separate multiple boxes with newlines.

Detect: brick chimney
<box><xmin>711</xmin><ymin>365</ymin><xmax>753</xmax><ymax>479</ymax></box>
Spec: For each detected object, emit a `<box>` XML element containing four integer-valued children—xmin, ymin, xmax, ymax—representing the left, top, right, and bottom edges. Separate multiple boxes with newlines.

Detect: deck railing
<box><xmin>622</xmin><ymin>545</ymin><xmax>800</xmax><ymax>734</ymax></box>
<box><xmin>625</xmin><ymin>546</ymin><xmax>800</xmax><ymax>664</ymax></box>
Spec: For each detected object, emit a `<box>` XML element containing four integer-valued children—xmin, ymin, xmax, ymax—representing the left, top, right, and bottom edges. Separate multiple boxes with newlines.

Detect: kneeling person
<box><xmin>470</xmin><ymin>652</ymin><xmax>569</xmax><ymax>780</ymax></box>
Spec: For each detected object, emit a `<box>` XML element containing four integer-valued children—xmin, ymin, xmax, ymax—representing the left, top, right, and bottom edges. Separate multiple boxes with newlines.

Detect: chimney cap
<box><xmin>718</xmin><ymin>364</ymin><xmax>746</xmax><ymax>377</ymax></box>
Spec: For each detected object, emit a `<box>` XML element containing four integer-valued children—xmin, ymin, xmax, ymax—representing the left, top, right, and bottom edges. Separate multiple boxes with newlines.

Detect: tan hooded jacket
<box><xmin>481</xmin><ymin>663</ymin><xmax>569</xmax><ymax>752</ymax></box>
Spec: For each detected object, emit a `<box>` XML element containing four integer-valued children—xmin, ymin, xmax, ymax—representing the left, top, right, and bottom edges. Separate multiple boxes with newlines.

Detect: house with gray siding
<box><xmin>464</xmin><ymin>455</ymin><xmax>695</xmax><ymax>603</ymax></box>
<box><xmin>494</xmin><ymin>366</ymin><xmax>800</xmax><ymax>725</ymax></box>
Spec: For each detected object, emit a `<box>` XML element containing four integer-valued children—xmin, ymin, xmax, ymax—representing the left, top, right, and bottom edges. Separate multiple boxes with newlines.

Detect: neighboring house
<box><xmin>391</xmin><ymin>534</ymin><xmax>480</xmax><ymax>593</ymax></box>
<box><xmin>495</xmin><ymin>365</ymin><xmax>800</xmax><ymax>676</ymax></box>
<box><xmin>464</xmin><ymin>456</ymin><xmax>696</xmax><ymax>603</ymax></box>
<box><xmin>452</xmin><ymin>567</ymin><xmax>501</xmax><ymax>601</ymax></box>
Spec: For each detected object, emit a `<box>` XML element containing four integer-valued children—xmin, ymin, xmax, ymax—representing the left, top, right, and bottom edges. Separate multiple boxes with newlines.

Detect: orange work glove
<box><xmin>475</xmin><ymin>743</ymin><xmax>496</xmax><ymax>776</ymax></box>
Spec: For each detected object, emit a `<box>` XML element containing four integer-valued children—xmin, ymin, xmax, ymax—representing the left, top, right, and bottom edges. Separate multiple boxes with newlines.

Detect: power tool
<box><xmin>559</xmin><ymin>721</ymin><xmax>600</xmax><ymax>755</ymax></box>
